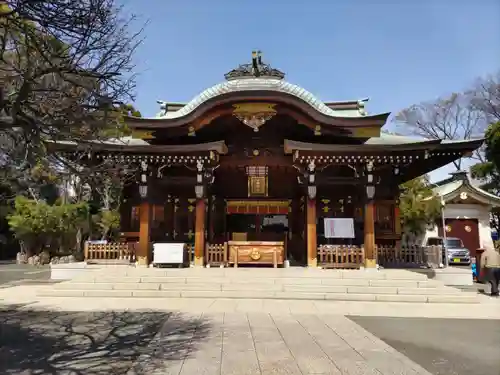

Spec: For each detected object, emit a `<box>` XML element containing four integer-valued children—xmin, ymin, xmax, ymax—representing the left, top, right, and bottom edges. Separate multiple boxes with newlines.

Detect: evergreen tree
<box><xmin>399</xmin><ymin>176</ymin><xmax>442</xmax><ymax>238</ymax></box>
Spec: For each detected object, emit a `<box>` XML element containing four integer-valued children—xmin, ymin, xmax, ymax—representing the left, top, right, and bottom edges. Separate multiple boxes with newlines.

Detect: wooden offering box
<box><xmin>228</xmin><ymin>241</ymin><xmax>285</xmax><ymax>268</ymax></box>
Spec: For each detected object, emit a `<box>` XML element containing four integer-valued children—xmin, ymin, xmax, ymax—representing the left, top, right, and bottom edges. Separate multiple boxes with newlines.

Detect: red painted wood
<box><xmin>438</xmin><ymin>218</ymin><xmax>480</xmax><ymax>257</ymax></box>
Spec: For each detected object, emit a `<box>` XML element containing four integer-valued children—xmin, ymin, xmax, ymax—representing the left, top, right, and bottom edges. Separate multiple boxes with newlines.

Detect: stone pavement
<box><xmin>1</xmin><ymin>283</ymin><xmax>500</xmax><ymax>319</ymax></box>
<box><xmin>0</xmin><ymin>263</ymin><xmax>50</xmax><ymax>287</ymax></box>
<box><xmin>131</xmin><ymin>312</ymin><xmax>433</xmax><ymax>375</ymax></box>
<box><xmin>1</xmin><ymin>283</ymin><xmax>500</xmax><ymax>374</ymax></box>
<box><xmin>0</xmin><ymin>305</ymin><xmax>433</xmax><ymax>375</ymax></box>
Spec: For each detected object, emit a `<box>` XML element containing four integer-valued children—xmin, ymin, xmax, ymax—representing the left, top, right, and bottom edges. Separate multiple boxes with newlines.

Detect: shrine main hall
<box><xmin>54</xmin><ymin>52</ymin><xmax>482</xmax><ymax>269</ymax></box>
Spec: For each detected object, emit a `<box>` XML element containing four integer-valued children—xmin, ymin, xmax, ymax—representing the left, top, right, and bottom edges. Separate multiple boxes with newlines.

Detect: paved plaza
<box><xmin>1</xmin><ymin>276</ymin><xmax>499</xmax><ymax>374</ymax></box>
<box><xmin>0</xmin><ymin>262</ymin><xmax>50</xmax><ymax>287</ymax></box>
<box><xmin>351</xmin><ymin>316</ymin><xmax>500</xmax><ymax>375</ymax></box>
<box><xmin>1</xmin><ymin>305</ymin><xmax>499</xmax><ymax>375</ymax></box>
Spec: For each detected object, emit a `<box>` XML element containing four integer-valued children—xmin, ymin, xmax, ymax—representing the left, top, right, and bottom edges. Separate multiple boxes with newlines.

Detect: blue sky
<box><xmin>121</xmin><ymin>0</ymin><xmax>500</xmax><ymax>181</ymax></box>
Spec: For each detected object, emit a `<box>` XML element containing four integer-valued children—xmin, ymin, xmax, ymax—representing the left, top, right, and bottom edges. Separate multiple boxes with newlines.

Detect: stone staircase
<box><xmin>38</xmin><ymin>267</ymin><xmax>479</xmax><ymax>303</ymax></box>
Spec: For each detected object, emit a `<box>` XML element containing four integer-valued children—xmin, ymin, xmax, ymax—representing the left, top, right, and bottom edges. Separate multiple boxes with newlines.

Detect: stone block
<box><xmin>325</xmin><ymin>293</ymin><xmax>376</xmax><ymax>301</ymax></box>
<box><xmin>50</xmin><ymin>262</ymin><xmax>89</xmax><ymax>280</ymax></box>
<box><xmin>222</xmin><ymin>290</ymin><xmax>277</xmax><ymax>299</ymax></box>
<box><xmin>375</xmin><ymin>294</ymin><xmax>428</xmax><ymax>303</ymax></box>
<box><xmin>95</xmin><ymin>277</ymin><xmax>141</xmax><ymax>283</ymax></box>
<box><xmin>140</xmin><ymin>277</ymin><xmax>186</xmax><ymax>284</ymax></box>
<box><xmin>113</xmin><ymin>283</ymin><xmax>161</xmax><ymax>290</ymax></box>
<box><xmin>274</xmin><ymin>291</ymin><xmax>327</xmax><ymax>300</ymax></box>
<box><xmin>308</xmin><ymin>270</ymin><xmax>343</xmax><ymax>279</ymax></box>
<box><xmin>433</xmin><ymin>268</ymin><xmax>474</xmax><ymax>286</ymax></box>
<box><xmin>55</xmin><ymin>282</ymin><xmax>113</xmax><ymax>290</ymax></box>
<box><xmin>397</xmin><ymin>287</ymin><xmax>461</xmax><ymax>295</ymax></box>
<box><xmin>179</xmin><ymin>290</ymin><xmax>225</xmax><ymax>299</ymax></box>
<box><xmin>274</xmin><ymin>277</ymin><xmax>322</xmax><ymax>285</ymax></box>
<box><xmin>369</xmin><ymin>280</ymin><xmax>418</xmax><ymax>288</ymax></box>
<box><xmin>427</xmin><ymin>295</ymin><xmax>479</xmax><ymax>304</ymax></box>
<box><xmin>382</xmin><ymin>271</ymin><xmax>428</xmax><ymax>280</ymax></box>
<box><xmin>38</xmin><ymin>289</ymin><xmax>85</xmax><ymax>297</ymax></box>
<box><xmin>417</xmin><ymin>280</ymin><xmax>443</xmax><ymax>288</ymax></box>
<box><xmin>222</xmin><ymin>283</ymin><xmax>282</xmax><ymax>292</ymax></box>
<box><xmin>132</xmin><ymin>290</ymin><xmax>181</xmax><ymax>298</ymax></box>
<box><xmin>321</xmin><ymin>278</ymin><xmax>370</xmax><ymax>286</ymax></box>
<box><xmin>340</xmin><ymin>270</ymin><xmax>385</xmax><ymax>279</ymax></box>
<box><xmin>282</xmin><ymin>284</ymin><xmax>347</xmax><ymax>293</ymax></box>
<box><xmin>228</xmin><ymin>277</ymin><xmax>276</xmax><ymax>285</ymax></box>
<box><xmin>84</xmin><ymin>290</ymin><xmax>133</xmax><ymax>297</ymax></box>
<box><xmin>161</xmin><ymin>283</ymin><xmax>222</xmax><ymax>291</ymax></box>
<box><xmin>348</xmin><ymin>286</ymin><xmax>398</xmax><ymax>295</ymax></box>
<box><xmin>185</xmin><ymin>277</ymin><xmax>228</xmax><ymax>284</ymax></box>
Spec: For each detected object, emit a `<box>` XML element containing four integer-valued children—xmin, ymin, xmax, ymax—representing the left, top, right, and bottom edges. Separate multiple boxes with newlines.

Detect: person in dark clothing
<box><xmin>480</xmin><ymin>247</ymin><xmax>500</xmax><ymax>296</ymax></box>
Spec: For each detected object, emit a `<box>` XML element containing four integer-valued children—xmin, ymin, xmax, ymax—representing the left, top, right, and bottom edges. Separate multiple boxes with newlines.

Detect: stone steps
<box><xmin>73</xmin><ymin>277</ymin><xmax>442</xmax><ymax>288</ymax></box>
<box><xmin>51</xmin><ymin>281</ymin><xmax>461</xmax><ymax>294</ymax></box>
<box><xmin>91</xmin><ymin>268</ymin><xmax>433</xmax><ymax>280</ymax></box>
<box><xmin>39</xmin><ymin>267</ymin><xmax>480</xmax><ymax>303</ymax></box>
<box><xmin>38</xmin><ymin>288</ymin><xmax>478</xmax><ymax>303</ymax></box>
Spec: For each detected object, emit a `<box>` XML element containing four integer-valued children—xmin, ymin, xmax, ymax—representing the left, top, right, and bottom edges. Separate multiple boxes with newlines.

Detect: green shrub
<box><xmin>96</xmin><ymin>209</ymin><xmax>121</xmax><ymax>240</ymax></box>
<box><xmin>7</xmin><ymin>196</ymin><xmax>89</xmax><ymax>256</ymax></box>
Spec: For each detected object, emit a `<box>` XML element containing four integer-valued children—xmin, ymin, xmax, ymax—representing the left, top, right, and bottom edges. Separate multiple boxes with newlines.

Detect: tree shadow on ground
<box><xmin>0</xmin><ymin>304</ymin><xmax>211</xmax><ymax>374</ymax></box>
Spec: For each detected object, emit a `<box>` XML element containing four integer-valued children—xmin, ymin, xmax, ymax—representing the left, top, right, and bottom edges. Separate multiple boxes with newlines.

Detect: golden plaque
<box><xmin>248</xmin><ymin>176</ymin><xmax>268</xmax><ymax>197</ymax></box>
<box><xmin>250</xmin><ymin>249</ymin><xmax>261</xmax><ymax>261</ymax></box>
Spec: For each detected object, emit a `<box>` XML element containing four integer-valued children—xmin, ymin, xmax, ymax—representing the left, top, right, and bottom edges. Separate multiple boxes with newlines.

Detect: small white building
<box><xmin>425</xmin><ymin>171</ymin><xmax>500</xmax><ymax>258</ymax></box>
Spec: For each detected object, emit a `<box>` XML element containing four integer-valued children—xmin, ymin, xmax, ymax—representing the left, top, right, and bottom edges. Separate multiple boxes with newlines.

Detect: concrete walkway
<box><xmin>1</xmin><ymin>283</ymin><xmax>500</xmax><ymax>319</ymax></box>
<box><xmin>129</xmin><ymin>312</ymin><xmax>434</xmax><ymax>375</ymax></box>
<box><xmin>1</xmin><ymin>283</ymin><xmax>500</xmax><ymax>374</ymax></box>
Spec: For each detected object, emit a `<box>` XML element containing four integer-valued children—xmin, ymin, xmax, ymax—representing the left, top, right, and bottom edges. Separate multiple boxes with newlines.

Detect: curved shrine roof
<box><xmin>284</xmin><ymin>135</ymin><xmax>483</xmax><ymax>152</ymax></box>
<box><xmin>154</xmin><ymin>77</ymin><xmax>368</xmax><ymax>120</ymax></box>
<box><xmin>433</xmin><ymin>171</ymin><xmax>500</xmax><ymax>206</ymax></box>
<box><xmin>46</xmin><ymin>138</ymin><xmax>228</xmax><ymax>155</ymax></box>
<box><xmin>127</xmin><ymin>52</ymin><xmax>388</xmax><ymax>128</ymax></box>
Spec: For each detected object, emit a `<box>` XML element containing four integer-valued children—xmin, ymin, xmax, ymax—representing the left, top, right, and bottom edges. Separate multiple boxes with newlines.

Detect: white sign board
<box><xmin>153</xmin><ymin>243</ymin><xmax>185</xmax><ymax>264</ymax></box>
<box><xmin>324</xmin><ymin>218</ymin><xmax>355</xmax><ymax>239</ymax></box>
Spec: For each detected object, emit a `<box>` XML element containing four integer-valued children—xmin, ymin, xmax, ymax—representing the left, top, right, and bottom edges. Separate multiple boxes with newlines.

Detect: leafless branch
<box><xmin>467</xmin><ymin>70</ymin><xmax>500</xmax><ymax>123</ymax></box>
<box><xmin>0</xmin><ymin>0</ymin><xmax>143</xmax><ymax>158</ymax></box>
<box><xmin>393</xmin><ymin>91</ymin><xmax>488</xmax><ymax>170</ymax></box>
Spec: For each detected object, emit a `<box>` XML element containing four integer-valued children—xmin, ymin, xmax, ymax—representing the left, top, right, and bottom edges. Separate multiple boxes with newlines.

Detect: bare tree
<box><xmin>394</xmin><ymin>92</ymin><xmax>487</xmax><ymax>169</ymax></box>
<box><xmin>53</xmin><ymin>148</ymin><xmax>138</xmax><ymax>238</ymax></box>
<box><xmin>468</xmin><ymin>70</ymin><xmax>500</xmax><ymax>123</ymax></box>
<box><xmin>468</xmin><ymin>72</ymin><xmax>500</xmax><ymax>233</ymax></box>
<box><xmin>0</xmin><ymin>0</ymin><xmax>143</xmax><ymax>165</ymax></box>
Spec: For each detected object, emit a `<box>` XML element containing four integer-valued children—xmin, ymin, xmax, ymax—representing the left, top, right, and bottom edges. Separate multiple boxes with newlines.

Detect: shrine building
<box><xmin>52</xmin><ymin>52</ymin><xmax>483</xmax><ymax>269</ymax></box>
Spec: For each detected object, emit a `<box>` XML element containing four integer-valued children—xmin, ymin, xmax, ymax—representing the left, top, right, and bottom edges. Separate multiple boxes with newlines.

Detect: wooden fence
<box><xmin>376</xmin><ymin>245</ymin><xmax>442</xmax><ymax>268</ymax></box>
<box><xmin>206</xmin><ymin>243</ymin><xmax>227</xmax><ymax>266</ymax></box>
<box><xmin>317</xmin><ymin>245</ymin><xmax>365</xmax><ymax>269</ymax></box>
<box><xmin>83</xmin><ymin>241</ymin><xmax>442</xmax><ymax>269</ymax></box>
<box><xmin>84</xmin><ymin>242</ymin><xmax>136</xmax><ymax>263</ymax></box>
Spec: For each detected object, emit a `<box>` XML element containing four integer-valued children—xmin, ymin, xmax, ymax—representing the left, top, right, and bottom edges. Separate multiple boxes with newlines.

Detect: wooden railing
<box><xmin>317</xmin><ymin>245</ymin><xmax>365</xmax><ymax>269</ymax></box>
<box><xmin>206</xmin><ymin>243</ymin><xmax>227</xmax><ymax>266</ymax></box>
<box><xmin>84</xmin><ymin>242</ymin><xmax>136</xmax><ymax>263</ymax></box>
<box><xmin>376</xmin><ymin>245</ymin><xmax>442</xmax><ymax>268</ymax></box>
<box><xmin>186</xmin><ymin>243</ymin><xmax>194</xmax><ymax>264</ymax></box>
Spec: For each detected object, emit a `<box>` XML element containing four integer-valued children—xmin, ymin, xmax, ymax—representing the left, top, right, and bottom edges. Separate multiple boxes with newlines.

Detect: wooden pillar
<box><xmin>364</xmin><ymin>201</ymin><xmax>376</xmax><ymax>268</ymax></box>
<box><xmin>194</xmin><ymin>198</ymin><xmax>206</xmax><ymax>266</ymax></box>
<box><xmin>306</xmin><ymin>197</ymin><xmax>317</xmax><ymax>267</ymax></box>
<box><xmin>208</xmin><ymin>195</ymin><xmax>215</xmax><ymax>244</ymax></box>
<box><xmin>394</xmin><ymin>202</ymin><xmax>401</xmax><ymax>248</ymax></box>
<box><xmin>137</xmin><ymin>201</ymin><xmax>151</xmax><ymax>265</ymax></box>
